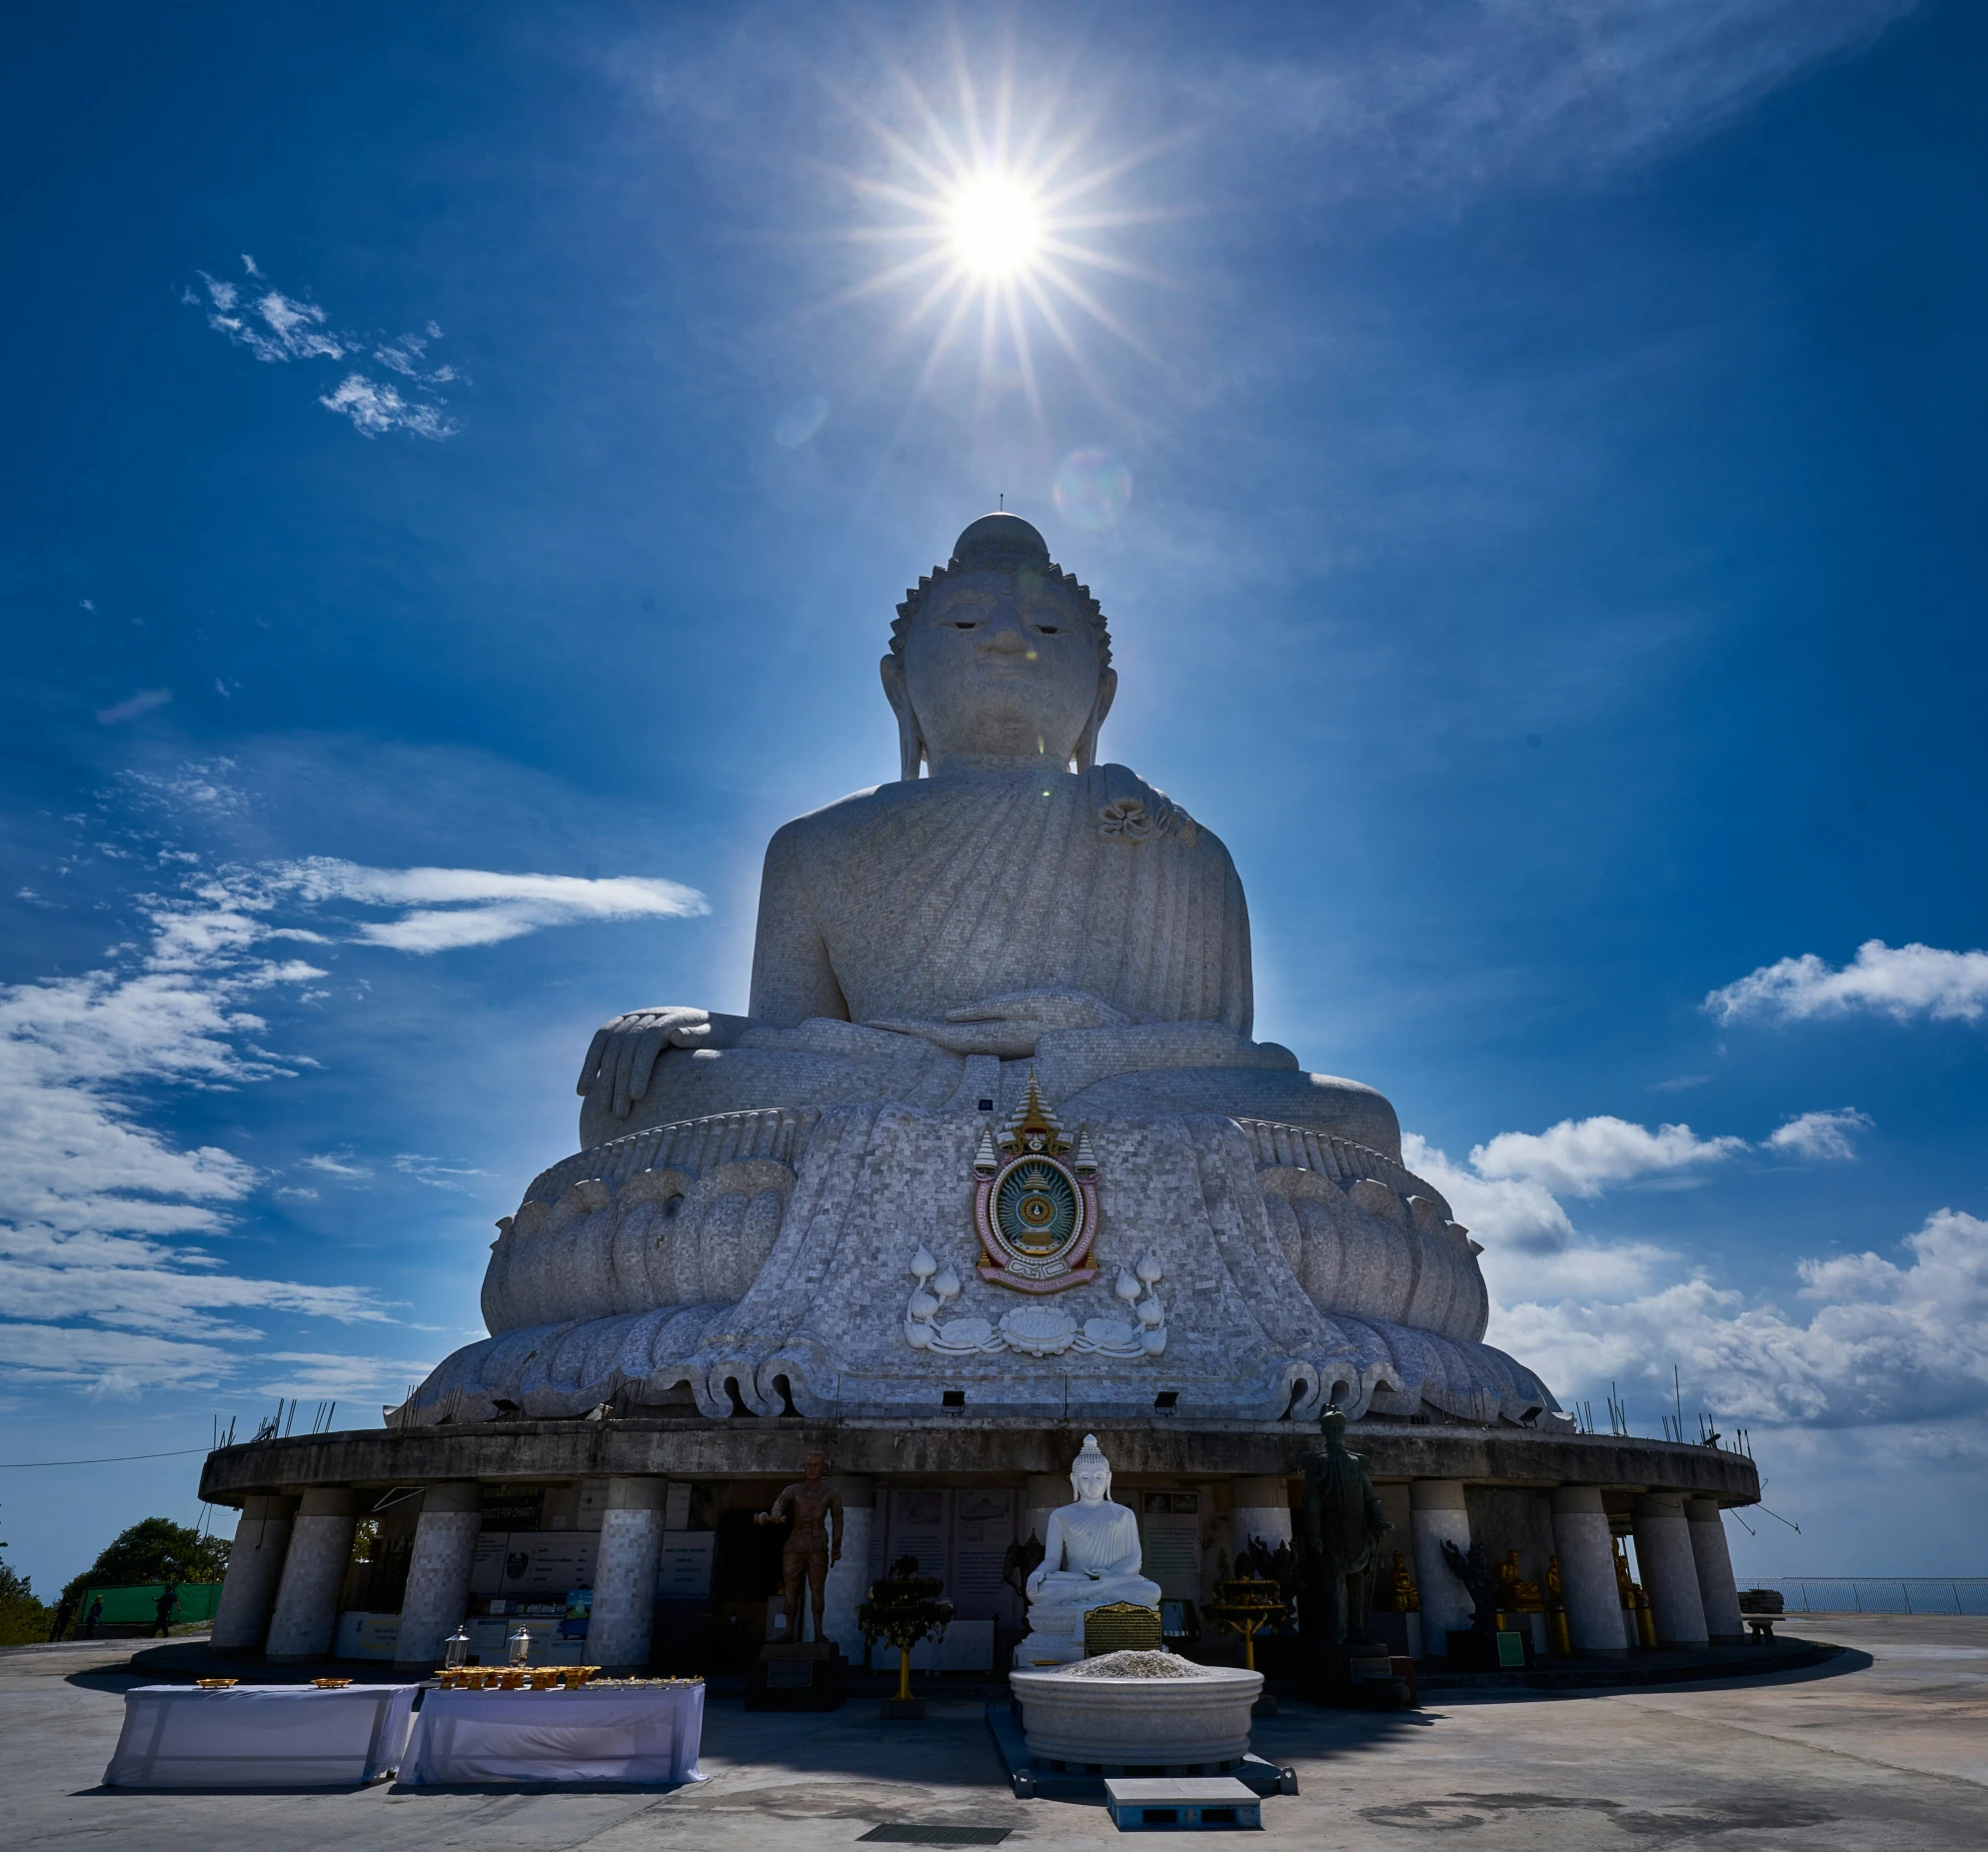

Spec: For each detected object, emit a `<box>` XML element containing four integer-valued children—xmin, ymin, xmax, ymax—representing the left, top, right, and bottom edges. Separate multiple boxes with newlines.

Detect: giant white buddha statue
<box><xmin>404</xmin><ymin>514</ymin><xmax>1562</xmax><ymax>1433</ymax></box>
<box><xmin>573</xmin><ymin>512</ymin><xmax>1399</xmax><ymax>1156</ymax></box>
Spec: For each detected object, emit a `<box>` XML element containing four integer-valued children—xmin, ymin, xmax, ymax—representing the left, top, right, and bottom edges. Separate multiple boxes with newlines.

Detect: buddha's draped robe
<box><xmin>751</xmin><ymin>764</ymin><xmax>1252</xmax><ymax>1033</ymax></box>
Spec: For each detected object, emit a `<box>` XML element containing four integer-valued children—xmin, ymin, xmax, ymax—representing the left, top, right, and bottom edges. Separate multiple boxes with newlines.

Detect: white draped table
<box><xmin>103</xmin><ymin>1683</ymin><xmax>419</xmax><ymax>1788</ymax></box>
<box><xmin>400</xmin><ymin>1681</ymin><xmax>706</xmax><ymax>1786</ymax></box>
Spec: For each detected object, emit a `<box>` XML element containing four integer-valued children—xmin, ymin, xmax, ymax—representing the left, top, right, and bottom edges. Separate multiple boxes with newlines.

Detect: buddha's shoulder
<box><xmin>766</xmin><ymin>767</ymin><xmax>1232</xmax><ymax>861</ymax></box>
<box><xmin>1092</xmin><ymin>764</ymin><xmax>1225</xmax><ymax>859</ymax></box>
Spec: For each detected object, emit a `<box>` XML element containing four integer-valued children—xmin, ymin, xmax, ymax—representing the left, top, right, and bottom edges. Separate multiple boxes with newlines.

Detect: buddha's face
<box><xmin>895</xmin><ymin>570</ymin><xmax>1108</xmax><ymax>773</ymax></box>
<box><xmin>1070</xmin><ymin>1457</ymin><xmax>1111</xmax><ymax>1503</ymax></box>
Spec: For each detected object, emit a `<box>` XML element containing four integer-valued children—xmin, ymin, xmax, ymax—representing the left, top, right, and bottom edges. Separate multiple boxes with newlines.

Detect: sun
<box><xmin>949</xmin><ymin>173</ymin><xmax>1041</xmax><ymax>278</ymax></box>
<box><xmin>811</xmin><ymin>38</ymin><xmax>1181</xmax><ymax>424</ymax></box>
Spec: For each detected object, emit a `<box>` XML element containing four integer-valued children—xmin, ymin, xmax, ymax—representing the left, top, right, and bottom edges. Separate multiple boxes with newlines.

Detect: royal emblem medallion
<box><xmin>972</xmin><ymin>1076</ymin><xmax>1099</xmax><ymax>1293</ymax></box>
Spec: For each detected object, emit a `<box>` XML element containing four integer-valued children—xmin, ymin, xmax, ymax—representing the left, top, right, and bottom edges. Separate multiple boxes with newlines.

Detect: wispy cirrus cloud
<box><xmin>0</xmin><ymin>792</ymin><xmax>705</xmax><ymax>1397</ymax></box>
<box><xmin>1707</xmin><ymin>938</ymin><xmax>1988</xmax><ymax>1024</ymax></box>
<box><xmin>1176</xmin><ymin>0</ymin><xmax>1920</xmax><ymax>201</ymax></box>
<box><xmin>96</xmin><ymin>688</ymin><xmax>173</xmax><ymax>726</ymax></box>
<box><xmin>275</xmin><ymin>858</ymin><xmax>709</xmax><ymax>951</ymax></box>
<box><xmin>187</xmin><ymin>256</ymin><xmax>461</xmax><ymax>440</ymax></box>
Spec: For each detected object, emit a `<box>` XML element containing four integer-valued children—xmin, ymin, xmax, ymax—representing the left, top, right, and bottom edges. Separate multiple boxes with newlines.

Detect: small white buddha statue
<box><xmin>1014</xmin><ymin>1434</ymin><xmax>1162</xmax><ymax>1666</ymax></box>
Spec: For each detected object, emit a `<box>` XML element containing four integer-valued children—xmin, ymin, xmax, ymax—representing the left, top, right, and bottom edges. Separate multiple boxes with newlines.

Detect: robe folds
<box><xmin>752</xmin><ymin>763</ymin><xmax>1253</xmax><ymax>1036</ymax></box>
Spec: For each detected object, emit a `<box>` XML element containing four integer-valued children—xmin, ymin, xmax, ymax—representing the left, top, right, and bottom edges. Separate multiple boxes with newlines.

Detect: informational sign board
<box><xmin>471</xmin><ymin>1531</ymin><xmax>598</xmax><ymax>1598</ymax></box>
<box><xmin>655</xmin><ymin>1530</ymin><xmax>717</xmax><ymax>1599</ymax></box>
<box><xmin>886</xmin><ymin>1487</ymin><xmax>951</xmax><ymax>1587</ymax></box>
<box><xmin>953</xmin><ymin>1488</ymin><xmax>1017</xmax><ymax>1623</ymax></box>
<box><xmin>480</xmin><ymin>1487</ymin><xmax>546</xmax><ymax>1530</ymax></box>
<box><xmin>1139</xmin><ymin>1492</ymin><xmax>1203</xmax><ymax>1600</ymax></box>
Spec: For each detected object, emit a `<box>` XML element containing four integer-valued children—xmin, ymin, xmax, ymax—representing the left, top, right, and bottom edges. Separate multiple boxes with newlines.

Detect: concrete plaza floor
<box><xmin>4</xmin><ymin>1614</ymin><xmax>1985</xmax><ymax>1848</ymax></box>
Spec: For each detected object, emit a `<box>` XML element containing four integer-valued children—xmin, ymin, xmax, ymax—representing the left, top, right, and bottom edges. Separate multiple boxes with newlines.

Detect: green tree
<box><xmin>61</xmin><ymin>1517</ymin><xmax>230</xmax><ymax>1610</ymax></box>
<box><xmin>0</xmin><ymin>1555</ymin><xmax>54</xmax><ymax>1646</ymax></box>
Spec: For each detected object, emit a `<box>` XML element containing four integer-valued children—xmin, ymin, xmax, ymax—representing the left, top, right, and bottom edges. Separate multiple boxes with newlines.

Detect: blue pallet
<box><xmin>1106</xmin><ymin>1778</ymin><xmax>1262</xmax><ymax>1831</ymax></box>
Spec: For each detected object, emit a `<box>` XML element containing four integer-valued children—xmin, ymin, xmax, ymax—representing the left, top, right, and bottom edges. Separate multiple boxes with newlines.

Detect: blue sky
<box><xmin>3</xmin><ymin>0</ymin><xmax>1985</xmax><ymax>1593</ymax></box>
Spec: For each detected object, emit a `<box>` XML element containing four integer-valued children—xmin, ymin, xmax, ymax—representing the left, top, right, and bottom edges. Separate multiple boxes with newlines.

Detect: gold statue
<box><xmin>1371</xmin><ymin>1550</ymin><xmax>1419</xmax><ymax>1613</ymax></box>
<box><xmin>1497</xmin><ymin>1548</ymin><xmax>1542</xmax><ymax>1612</ymax></box>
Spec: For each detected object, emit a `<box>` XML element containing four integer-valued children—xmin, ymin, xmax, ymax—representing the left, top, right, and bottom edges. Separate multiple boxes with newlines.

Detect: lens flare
<box><xmin>1052</xmin><ymin>449</ymin><xmax>1133</xmax><ymax>531</ymax></box>
<box><xmin>949</xmin><ymin>174</ymin><xmax>1041</xmax><ymax>277</ymax></box>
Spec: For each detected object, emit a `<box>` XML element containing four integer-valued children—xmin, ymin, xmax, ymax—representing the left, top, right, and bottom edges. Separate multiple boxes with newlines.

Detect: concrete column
<box><xmin>1550</xmin><ymin>1486</ymin><xmax>1627</xmax><ymax>1657</ymax></box>
<box><xmin>820</xmin><ymin>1476</ymin><xmax>875</xmax><ymax>1652</ymax></box>
<box><xmin>1685</xmin><ymin>1497</ymin><xmax>1745</xmax><ymax>1642</ymax></box>
<box><xmin>265</xmin><ymin>1488</ymin><xmax>357</xmax><ymax>1660</ymax></box>
<box><xmin>1410</xmin><ymin>1479</ymin><xmax>1473</xmax><ymax>1648</ymax></box>
<box><xmin>1631</xmin><ymin>1492</ymin><xmax>1708</xmax><ymax>1646</ymax></box>
<box><xmin>394</xmin><ymin>1483</ymin><xmax>482</xmax><ymax>1670</ymax></box>
<box><xmin>210</xmin><ymin>1494</ymin><xmax>296</xmax><ymax>1651</ymax></box>
<box><xmin>1229</xmin><ymin>1476</ymin><xmax>1293</xmax><ymax>1570</ymax></box>
<box><xmin>587</xmin><ymin>1477</ymin><xmax>667</xmax><ymax>1669</ymax></box>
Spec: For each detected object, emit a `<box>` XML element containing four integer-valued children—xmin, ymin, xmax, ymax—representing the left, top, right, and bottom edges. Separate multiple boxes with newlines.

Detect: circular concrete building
<box><xmin>198</xmin><ymin>515</ymin><xmax>1759</xmax><ymax>1675</ymax></box>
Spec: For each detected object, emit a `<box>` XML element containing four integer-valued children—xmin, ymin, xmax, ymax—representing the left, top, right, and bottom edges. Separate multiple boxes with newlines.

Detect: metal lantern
<box><xmin>443</xmin><ymin>1624</ymin><xmax>471</xmax><ymax>1670</ymax></box>
<box><xmin>508</xmin><ymin>1623</ymin><xmax>533</xmax><ymax>1667</ymax></box>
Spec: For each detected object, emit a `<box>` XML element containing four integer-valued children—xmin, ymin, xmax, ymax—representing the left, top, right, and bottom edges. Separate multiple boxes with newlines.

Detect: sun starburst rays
<box><xmin>813</xmin><ymin>46</ymin><xmax>1183</xmax><ymax>430</ymax></box>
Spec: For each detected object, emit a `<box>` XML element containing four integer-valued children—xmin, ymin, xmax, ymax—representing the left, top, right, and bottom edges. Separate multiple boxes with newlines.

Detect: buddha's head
<box><xmin>883</xmin><ymin>513</ymin><xmax>1117</xmax><ymax>780</ymax></box>
<box><xmin>1068</xmin><ymin>1432</ymin><xmax>1113</xmax><ymax>1504</ymax></box>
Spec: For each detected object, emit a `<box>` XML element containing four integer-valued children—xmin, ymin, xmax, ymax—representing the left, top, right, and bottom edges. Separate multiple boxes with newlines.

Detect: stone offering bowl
<box><xmin>1009</xmin><ymin>1661</ymin><xmax>1263</xmax><ymax>1768</ymax></box>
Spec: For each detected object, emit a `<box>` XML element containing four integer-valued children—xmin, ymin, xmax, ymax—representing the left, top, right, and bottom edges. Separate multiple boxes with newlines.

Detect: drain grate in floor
<box><xmin>858</xmin><ymin>1829</ymin><xmax>1012</xmax><ymax>1847</ymax></box>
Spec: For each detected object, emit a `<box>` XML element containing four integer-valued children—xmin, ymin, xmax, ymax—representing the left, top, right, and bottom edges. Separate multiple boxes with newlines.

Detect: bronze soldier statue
<box><xmin>755</xmin><ymin>1451</ymin><xmax>845</xmax><ymax>1645</ymax></box>
<box><xmin>1299</xmin><ymin>1404</ymin><xmax>1392</xmax><ymax>1654</ymax></box>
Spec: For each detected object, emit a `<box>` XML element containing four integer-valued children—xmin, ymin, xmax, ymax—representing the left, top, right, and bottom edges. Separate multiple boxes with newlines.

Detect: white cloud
<box><xmin>1414</xmin><ymin>1104</ymin><xmax>1971</xmax><ymax>1442</ymax></box>
<box><xmin>318</xmin><ymin>374</ymin><xmax>457</xmax><ymax>441</ymax></box>
<box><xmin>96</xmin><ymin>688</ymin><xmax>173</xmax><ymax>726</ymax></box>
<box><xmin>1403</xmin><ymin>1131</ymin><xmax>1574</xmax><ymax>1253</ymax></box>
<box><xmin>258</xmin><ymin>1351</ymin><xmax>441</xmax><ymax>1400</ymax></box>
<box><xmin>0</xmin><ymin>807</ymin><xmax>704</xmax><ymax>1397</ymax></box>
<box><xmin>275</xmin><ymin>858</ymin><xmax>709</xmax><ymax>950</ymax></box>
<box><xmin>1707</xmin><ymin>939</ymin><xmax>1988</xmax><ymax>1025</ymax></box>
<box><xmin>190</xmin><ymin>257</ymin><xmax>459</xmax><ymax>441</ymax></box>
<box><xmin>392</xmin><ymin>1153</ymin><xmax>490</xmax><ymax>1192</ymax></box>
<box><xmin>1766</xmin><ymin>1108</ymin><xmax>1872</xmax><ymax>1161</ymax></box>
<box><xmin>1496</xmin><ymin>1210</ymin><xmax>1988</xmax><ymax>1430</ymax></box>
<box><xmin>1469</xmin><ymin>1114</ymin><xmax>1747</xmax><ymax>1198</ymax></box>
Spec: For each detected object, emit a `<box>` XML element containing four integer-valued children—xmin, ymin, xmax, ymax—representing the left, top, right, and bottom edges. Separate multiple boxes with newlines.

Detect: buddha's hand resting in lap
<box><xmin>577</xmin><ymin>1007</ymin><xmax>742</xmax><ymax>1118</ymax></box>
<box><xmin>868</xmin><ymin>988</ymin><xmax>1131</xmax><ymax>1059</ymax></box>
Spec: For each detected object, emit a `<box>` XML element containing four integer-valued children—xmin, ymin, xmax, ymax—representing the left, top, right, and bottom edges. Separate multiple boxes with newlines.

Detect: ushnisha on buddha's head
<box><xmin>882</xmin><ymin>513</ymin><xmax>1117</xmax><ymax>781</ymax></box>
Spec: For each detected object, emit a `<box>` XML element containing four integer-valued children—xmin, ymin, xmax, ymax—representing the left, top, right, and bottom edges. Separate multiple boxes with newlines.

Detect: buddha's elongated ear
<box><xmin>880</xmin><ymin>653</ymin><xmax>926</xmax><ymax>781</ymax></box>
<box><xmin>1073</xmin><ymin>667</ymin><xmax>1117</xmax><ymax>773</ymax></box>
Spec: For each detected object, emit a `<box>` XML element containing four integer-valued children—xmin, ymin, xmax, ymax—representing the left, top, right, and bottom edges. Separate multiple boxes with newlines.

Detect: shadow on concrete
<box><xmin>1408</xmin><ymin>1641</ymin><xmax>1870</xmax><ymax>1707</ymax></box>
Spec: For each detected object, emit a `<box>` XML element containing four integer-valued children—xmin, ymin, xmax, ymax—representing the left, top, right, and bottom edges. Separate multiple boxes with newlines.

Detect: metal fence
<box><xmin>1751</xmin><ymin>1578</ymin><xmax>1988</xmax><ymax>1615</ymax></box>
